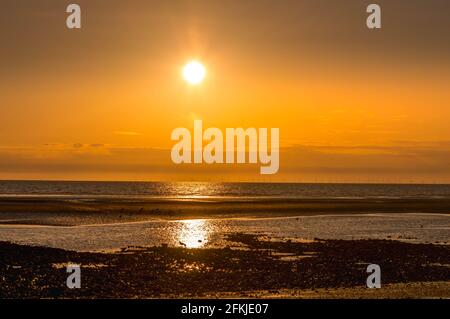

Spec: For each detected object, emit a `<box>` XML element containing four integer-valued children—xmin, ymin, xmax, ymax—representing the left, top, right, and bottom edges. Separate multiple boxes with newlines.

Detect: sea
<box><xmin>0</xmin><ymin>180</ymin><xmax>449</xmax><ymax>199</ymax></box>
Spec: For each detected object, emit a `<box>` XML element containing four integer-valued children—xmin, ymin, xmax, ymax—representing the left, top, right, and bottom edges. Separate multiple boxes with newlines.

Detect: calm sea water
<box><xmin>0</xmin><ymin>181</ymin><xmax>449</xmax><ymax>199</ymax></box>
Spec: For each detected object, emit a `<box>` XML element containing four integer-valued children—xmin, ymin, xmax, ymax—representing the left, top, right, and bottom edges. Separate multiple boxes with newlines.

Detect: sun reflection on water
<box><xmin>176</xmin><ymin>219</ymin><xmax>210</xmax><ymax>248</ymax></box>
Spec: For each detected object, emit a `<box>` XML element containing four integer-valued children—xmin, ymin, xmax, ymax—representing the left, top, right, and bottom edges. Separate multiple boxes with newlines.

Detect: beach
<box><xmin>0</xmin><ymin>182</ymin><xmax>449</xmax><ymax>298</ymax></box>
<box><xmin>0</xmin><ymin>201</ymin><xmax>449</xmax><ymax>299</ymax></box>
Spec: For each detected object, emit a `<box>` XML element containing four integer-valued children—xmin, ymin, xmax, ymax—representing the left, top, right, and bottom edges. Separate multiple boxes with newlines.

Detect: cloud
<box><xmin>0</xmin><ymin>141</ymin><xmax>449</xmax><ymax>182</ymax></box>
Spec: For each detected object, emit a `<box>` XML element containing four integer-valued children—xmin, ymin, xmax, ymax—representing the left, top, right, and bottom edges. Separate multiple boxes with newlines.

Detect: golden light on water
<box><xmin>182</xmin><ymin>60</ymin><xmax>206</xmax><ymax>85</ymax></box>
<box><xmin>177</xmin><ymin>219</ymin><xmax>209</xmax><ymax>248</ymax></box>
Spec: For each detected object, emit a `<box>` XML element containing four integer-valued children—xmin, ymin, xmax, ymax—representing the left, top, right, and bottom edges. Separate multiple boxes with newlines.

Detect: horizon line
<box><xmin>0</xmin><ymin>179</ymin><xmax>449</xmax><ymax>186</ymax></box>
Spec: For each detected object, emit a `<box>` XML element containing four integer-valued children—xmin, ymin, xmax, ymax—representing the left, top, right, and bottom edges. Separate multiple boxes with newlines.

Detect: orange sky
<box><xmin>1</xmin><ymin>0</ymin><xmax>450</xmax><ymax>182</ymax></box>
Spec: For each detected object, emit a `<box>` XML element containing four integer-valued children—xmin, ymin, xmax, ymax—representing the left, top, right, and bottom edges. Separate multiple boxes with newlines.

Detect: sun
<box><xmin>182</xmin><ymin>60</ymin><xmax>206</xmax><ymax>85</ymax></box>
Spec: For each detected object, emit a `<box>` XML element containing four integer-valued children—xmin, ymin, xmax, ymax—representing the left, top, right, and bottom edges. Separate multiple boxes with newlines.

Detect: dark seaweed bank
<box><xmin>0</xmin><ymin>234</ymin><xmax>449</xmax><ymax>298</ymax></box>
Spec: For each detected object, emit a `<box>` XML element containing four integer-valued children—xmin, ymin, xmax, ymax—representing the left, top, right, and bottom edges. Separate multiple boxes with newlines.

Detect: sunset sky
<box><xmin>1</xmin><ymin>0</ymin><xmax>449</xmax><ymax>182</ymax></box>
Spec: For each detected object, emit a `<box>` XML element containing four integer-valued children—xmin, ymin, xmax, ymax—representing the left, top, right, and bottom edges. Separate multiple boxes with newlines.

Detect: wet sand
<box><xmin>0</xmin><ymin>234</ymin><xmax>449</xmax><ymax>299</ymax></box>
<box><xmin>0</xmin><ymin>196</ymin><xmax>448</xmax><ymax>252</ymax></box>
<box><xmin>0</xmin><ymin>212</ymin><xmax>448</xmax><ymax>252</ymax></box>
<box><xmin>1</xmin><ymin>196</ymin><xmax>450</xmax><ymax>226</ymax></box>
